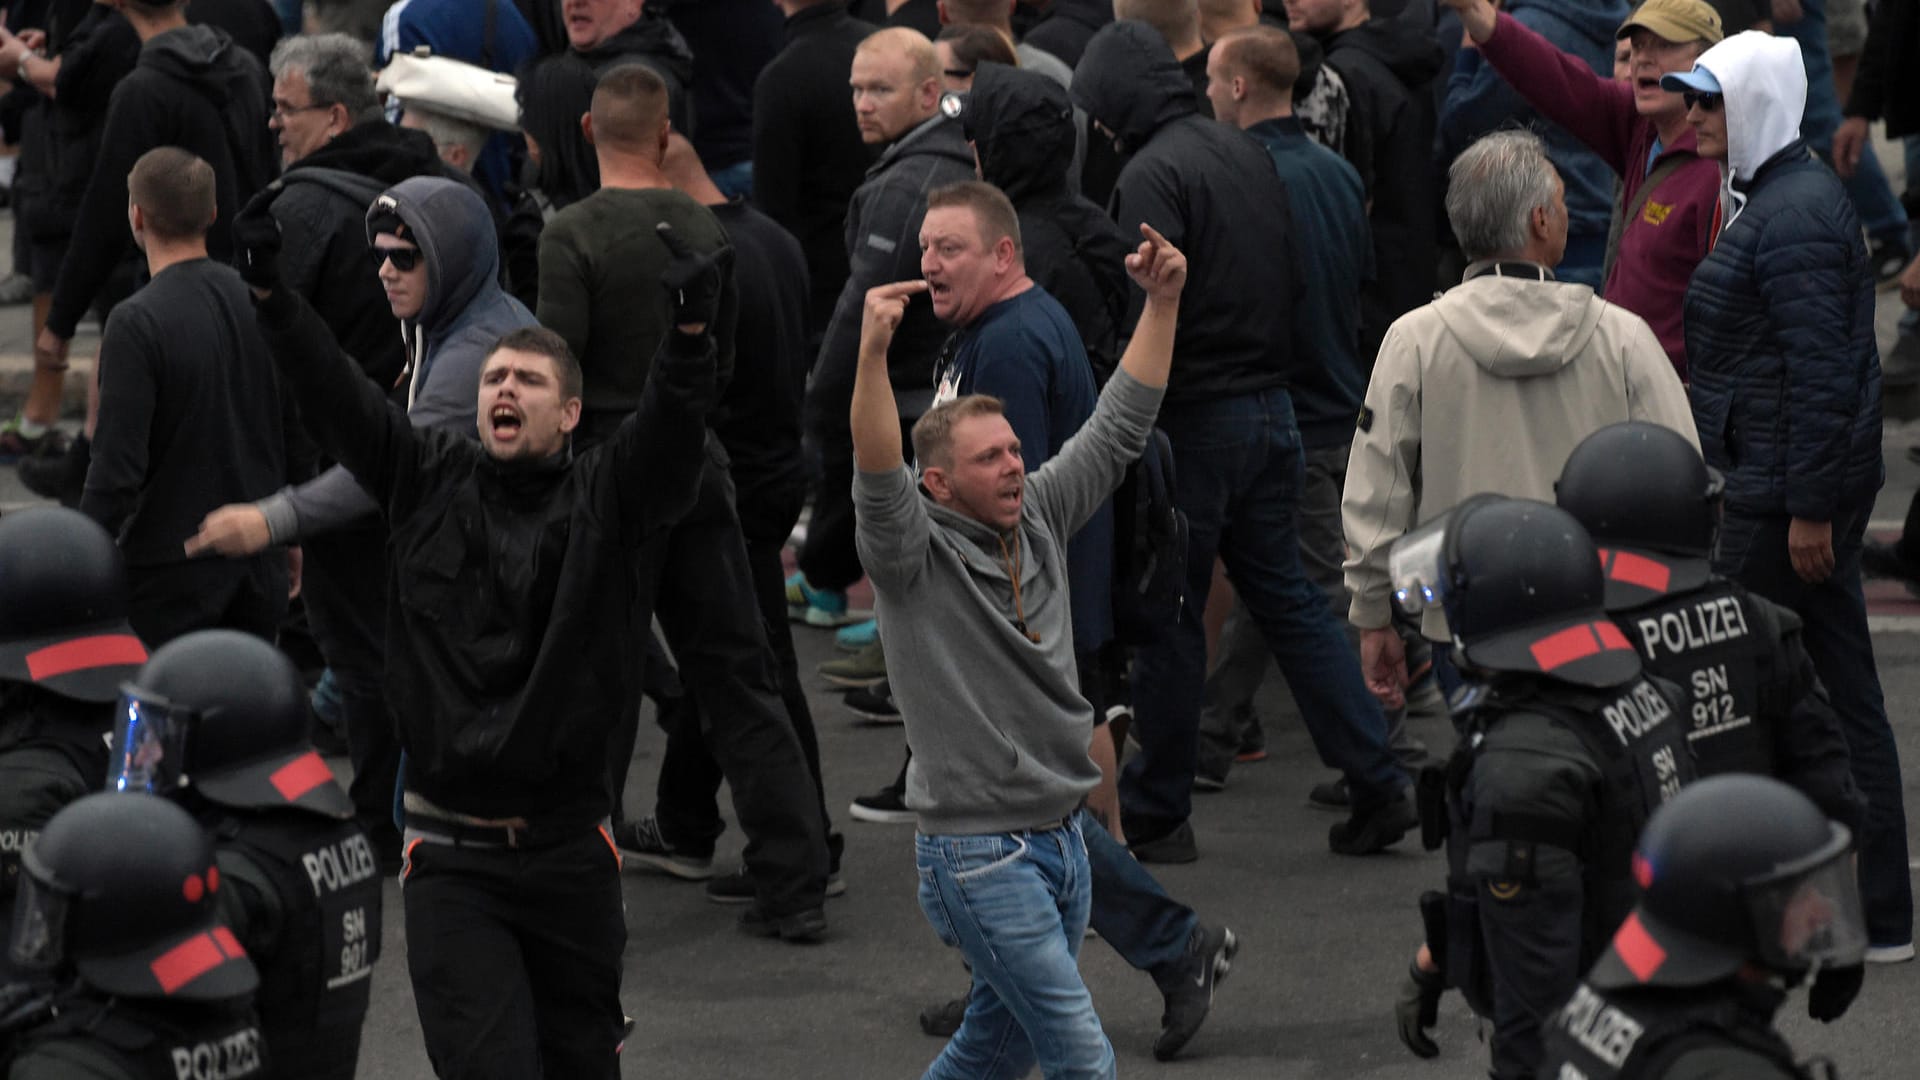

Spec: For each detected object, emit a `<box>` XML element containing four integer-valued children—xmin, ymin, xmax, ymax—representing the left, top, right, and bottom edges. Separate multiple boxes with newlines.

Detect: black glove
<box><xmin>1807</xmin><ymin>963</ymin><xmax>1864</xmax><ymax>1022</ymax></box>
<box><xmin>656</xmin><ymin>220</ymin><xmax>728</xmax><ymax>329</ymax></box>
<box><xmin>1394</xmin><ymin>955</ymin><xmax>1444</xmax><ymax>1059</ymax></box>
<box><xmin>232</xmin><ymin>182</ymin><xmax>285</xmax><ymax>293</ymax></box>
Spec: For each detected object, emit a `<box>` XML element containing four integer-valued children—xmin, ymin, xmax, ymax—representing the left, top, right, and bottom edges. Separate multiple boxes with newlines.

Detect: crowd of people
<box><xmin>0</xmin><ymin>0</ymin><xmax>1913</xmax><ymax>1077</ymax></box>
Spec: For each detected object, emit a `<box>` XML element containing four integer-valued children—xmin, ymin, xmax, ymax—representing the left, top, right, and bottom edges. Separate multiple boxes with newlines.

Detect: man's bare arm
<box><xmin>850</xmin><ymin>280</ymin><xmax>930</xmax><ymax>474</ymax></box>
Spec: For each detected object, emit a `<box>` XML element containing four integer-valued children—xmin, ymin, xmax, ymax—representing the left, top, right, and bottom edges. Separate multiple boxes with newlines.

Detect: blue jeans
<box><xmin>710</xmin><ymin>160</ymin><xmax>753</xmax><ymax>201</ymax></box>
<box><xmin>1715</xmin><ymin>505</ymin><xmax>1914</xmax><ymax>947</ymax></box>
<box><xmin>1785</xmin><ymin>0</ymin><xmax>1911</xmax><ymax>249</ymax></box>
<box><xmin>1121</xmin><ymin>389</ymin><xmax>1407</xmax><ymax>838</ymax></box>
<box><xmin>915</xmin><ymin>820</ymin><xmax>1115</xmax><ymax>1080</ymax></box>
<box><xmin>1080</xmin><ymin>810</ymin><xmax>1195</xmax><ymax>976</ymax></box>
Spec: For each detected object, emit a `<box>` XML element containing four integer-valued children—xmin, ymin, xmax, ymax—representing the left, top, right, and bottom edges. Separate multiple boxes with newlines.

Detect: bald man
<box><xmin>537</xmin><ymin>63</ymin><xmax>836</xmax><ymax>940</ymax></box>
<box><xmin>789</xmin><ymin>28</ymin><xmax>977</xmax><ymax>682</ymax></box>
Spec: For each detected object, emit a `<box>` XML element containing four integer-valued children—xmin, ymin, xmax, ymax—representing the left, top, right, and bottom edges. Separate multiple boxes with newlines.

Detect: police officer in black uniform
<box><xmin>0</xmin><ymin>508</ymin><xmax>150</xmax><ymax>908</ymax></box>
<box><xmin>1557</xmin><ymin>421</ymin><xmax>1870</xmax><ymax>1022</ymax></box>
<box><xmin>108</xmin><ymin>630</ymin><xmax>380</xmax><ymax>1080</ymax></box>
<box><xmin>2</xmin><ymin>792</ymin><xmax>266</xmax><ymax>1078</ymax></box>
<box><xmin>1540</xmin><ymin>773</ymin><xmax>1865</xmax><ymax>1078</ymax></box>
<box><xmin>1391</xmin><ymin>496</ymin><xmax>1698</xmax><ymax>1078</ymax></box>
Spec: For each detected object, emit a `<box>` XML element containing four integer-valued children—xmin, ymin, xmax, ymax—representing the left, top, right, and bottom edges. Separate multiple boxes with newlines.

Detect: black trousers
<box><xmin>652</xmin><ymin>480</ymin><xmax>834</xmax><ymax>864</ymax></box>
<box><xmin>301</xmin><ymin>524</ymin><xmax>402</xmax><ymax>838</ymax></box>
<box><xmin>402</xmin><ymin>828</ymin><xmax>626</xmax><ymax>1080</ymax></box>
<box><xmin>128</xmin><ymin>554</ymin><xmax>286</xmax><ymax>649</ymax></box>
<box><xmin>607</xmin><ymin>446</ymin><xmax>829</xmax><ymax>915</ymax></box>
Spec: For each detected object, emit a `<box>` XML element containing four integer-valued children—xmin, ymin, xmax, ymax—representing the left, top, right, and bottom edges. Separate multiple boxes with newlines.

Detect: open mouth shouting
<box><xmin>489</xmin><ymin>403</ymin><xmax>524</xmax><ymax>442</ymax></box>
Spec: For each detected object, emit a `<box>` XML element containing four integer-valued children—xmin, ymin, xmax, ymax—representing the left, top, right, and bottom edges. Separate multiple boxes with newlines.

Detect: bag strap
<box><xmin>1603</xmin><ymin>150</ymin><xmax>1691</xmax><ymax>284</ymax></box>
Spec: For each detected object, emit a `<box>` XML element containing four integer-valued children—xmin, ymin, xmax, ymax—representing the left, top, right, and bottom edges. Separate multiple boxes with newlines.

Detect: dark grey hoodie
<box><xmin>47</xmin><ymin>24</ymin><xmax>277</xmax><ymax>339</ymax></box>
<box><xmin>259</xmin><ymin>178</ymin><xmax>537</xmax><ymax>543</ymax></box>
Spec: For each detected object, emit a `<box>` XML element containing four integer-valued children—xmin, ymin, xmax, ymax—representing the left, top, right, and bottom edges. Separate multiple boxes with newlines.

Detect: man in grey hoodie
<box><xmin>851</xmin><ymin>222</ymin><xmax>1186</xmax><ymax>1079</ymax></box>
<box><xmin>185</xmin><ymin>176</ymin><xmax>535</xmax><ymax>856</ymax></box>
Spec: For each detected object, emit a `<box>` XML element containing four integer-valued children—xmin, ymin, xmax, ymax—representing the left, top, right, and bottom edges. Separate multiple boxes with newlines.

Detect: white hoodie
<box><xmin>1691</xmin><ymin>31</ymin><xmax>1807</xmax><ymax>229</ymax></box>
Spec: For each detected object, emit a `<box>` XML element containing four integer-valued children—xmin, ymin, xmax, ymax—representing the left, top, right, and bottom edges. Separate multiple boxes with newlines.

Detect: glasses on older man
<box><xmin>1682</xmin><ymin>91</ymin><xmax>1723</xmax><ymax>112</ymax></box>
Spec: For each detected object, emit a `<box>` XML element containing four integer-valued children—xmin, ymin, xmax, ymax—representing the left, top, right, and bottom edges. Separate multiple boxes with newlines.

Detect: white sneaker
<box><xmin>1865</xmin><ymin>942</ymin><xmax>1915</xmax><ymax>964</ymax></box>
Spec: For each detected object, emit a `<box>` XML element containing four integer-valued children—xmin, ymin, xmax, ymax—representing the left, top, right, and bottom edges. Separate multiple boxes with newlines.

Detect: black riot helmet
<box><xmin>1390</xmin><ymin>496</ymin><xmax>1640</xmax><ymax>688</ymax></box>
<box><xmin>0</xmin><ymin>507</ymin><xmax>148</xmax><ymax>703</ymax></box>
<box><xmin>8</xmin><ymin>792</ymin><xmax>257</xmax><ymax>1001</ymax></box>
<box><xmin>108</xmin><ymin>631</ymin><xmax>351</xmax><ymax>819</ymax></box>
<box><xmin>1589</xmin><ymin>774</ymin><xmax>1865</xmax><ymax>990</ymax></box>
<box><xmin>1556</xmin><ymin>422</ymin><xmax>1724</xmax><ymax>610</ymax></box>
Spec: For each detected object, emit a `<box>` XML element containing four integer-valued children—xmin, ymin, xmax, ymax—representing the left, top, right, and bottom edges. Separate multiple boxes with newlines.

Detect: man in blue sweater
<box><xmin>850</xmin><ymin>219</ymin><xmax>1187</xmax><ymax>1079</ymax></box>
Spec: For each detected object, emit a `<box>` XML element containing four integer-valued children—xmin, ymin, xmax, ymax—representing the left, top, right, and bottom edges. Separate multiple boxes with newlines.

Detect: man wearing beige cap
<box><xmin>1442</xmin><ymin>0</ymin><xmax>1724</xmax><ymax>381</ymax></box>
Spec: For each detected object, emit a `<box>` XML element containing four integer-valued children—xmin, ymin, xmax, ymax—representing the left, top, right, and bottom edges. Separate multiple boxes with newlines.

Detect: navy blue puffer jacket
<box><xmin>1682</xmin><ymin>140</ymin><xmax>1883</xmax><ymax>520</ymax></box>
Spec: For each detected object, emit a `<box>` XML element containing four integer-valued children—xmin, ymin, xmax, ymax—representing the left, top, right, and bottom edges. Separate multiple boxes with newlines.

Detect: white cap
<box><xmin>377</xmin><ymin>48</ymin><xmax>520</xmax><ymax>132</ymax></box>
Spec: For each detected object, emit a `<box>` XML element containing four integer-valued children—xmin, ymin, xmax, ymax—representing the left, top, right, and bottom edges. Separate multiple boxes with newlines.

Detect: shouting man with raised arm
<box><xmin>852</xmin><ymin>223</ymin><xmax>1185</xmax><ymax>1080</ymax></box>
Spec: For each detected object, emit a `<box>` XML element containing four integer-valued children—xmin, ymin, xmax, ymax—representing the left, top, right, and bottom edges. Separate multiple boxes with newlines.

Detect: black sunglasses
<box><xmin>372</xmin><ymin>245</ymin><xmax>422</xmax><ymax>272</ymax></box>
<box><xmin>1682</xmin><ymin>90</ymin><xmax>1723</xmax><ymax>112</ymax></box>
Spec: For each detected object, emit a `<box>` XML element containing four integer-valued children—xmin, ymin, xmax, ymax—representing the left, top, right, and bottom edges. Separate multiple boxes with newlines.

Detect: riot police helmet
<box><xmin>8</xmin><ymin>792</ymin><xmax>257</xmax><ymax>1000</ymax></box>
<box><xmin>108</xmin><ymin>631</ymin><xmax>352</xmax><ymax>819</ymax></box>
<box><xmin>0</xmin><ymin>508</ymin><xmax>148</xmax><ymax>703</ymax></box>
<box><xmin>1389</xmin><ymin>495</ymin><xmax>1640</xmax><ymax>688</ymax></box>
<box><xmin>1589</xmin><ymin>774</ymin><xmax>1866</xmax><ymax>990</ymax></box>
<box><xmin>1556</xmin><ymin>423</ymin><xmax>1723</xmax><ymax>610</ymax></box>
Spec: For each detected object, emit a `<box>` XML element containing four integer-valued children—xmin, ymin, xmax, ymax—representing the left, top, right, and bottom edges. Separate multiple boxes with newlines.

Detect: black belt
<box><xmin>403</xmin><ymin>811</ymin><xmax>589</xmax><ymax>850</ymax></box>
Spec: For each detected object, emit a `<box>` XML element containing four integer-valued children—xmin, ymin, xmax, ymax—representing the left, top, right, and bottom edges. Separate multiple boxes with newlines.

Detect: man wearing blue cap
<box><xmin>1665</xmin><ymin>30</ymin><xmax>1909</xmax><ymax>966</ymax></box>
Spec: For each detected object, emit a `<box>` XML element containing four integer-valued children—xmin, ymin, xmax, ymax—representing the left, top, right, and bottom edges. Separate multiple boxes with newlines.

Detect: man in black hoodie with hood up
<box><xmin>34</xmin><ymin>0</ymin><xmax>274</xmax><ymax>381</ymax></box>
<box><xmin>1284</xmin><ymin>0</ymin><xmax>1443</xmax><ymax>362</ymax></box>
<box><xmin>1074</xmin><ymin>19</ymin><xmax>1417</xmax><ymax>861</ymax></box>
<box><xmin>1025</xmin><ymin>0</ymin><xmax>1112</xmax><ymax>65</ymax></box>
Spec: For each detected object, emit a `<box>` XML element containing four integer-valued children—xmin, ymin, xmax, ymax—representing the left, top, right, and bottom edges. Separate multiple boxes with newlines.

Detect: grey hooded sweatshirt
<box><xmin>259</xmin><ymin>177</ymin><xmax>537</xmax><ymax>541</ymax></box>
<box><xmin>854</xmin><ymin>371</ymin><xmax>1164</xmax><ymax>834</ymax></box>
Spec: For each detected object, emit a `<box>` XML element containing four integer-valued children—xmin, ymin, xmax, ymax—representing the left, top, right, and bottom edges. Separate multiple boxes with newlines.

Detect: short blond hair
<box><xmin>857</xmin><ymin>26</ymin><xmax>941</xmax><ymax>85</ymax></box>
<box><xmin>912</xmin><ymin>394</ymin><xmax>1006</xmax><ymax>468</ymax></box>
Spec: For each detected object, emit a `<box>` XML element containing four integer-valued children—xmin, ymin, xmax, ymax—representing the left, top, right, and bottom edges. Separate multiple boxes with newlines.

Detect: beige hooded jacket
<box><xmin>1342</xmin><ymin>268</ymin><xmax>1700</xmax><ymax>640</ymax></box>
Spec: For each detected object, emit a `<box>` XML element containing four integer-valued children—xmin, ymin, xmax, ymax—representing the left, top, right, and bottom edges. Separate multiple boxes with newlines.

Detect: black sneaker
<box><xmin>1130</xmin><ymin>819</ymin><xmax>1198</xmax><ymax>864</ymax></box>
<box><xmin>1307</xmin><ymin>776</ymin><xmax>1350</xmax><ymax>811</ymax></box>
<box><xmin>1862</xmin><ymin>539</ymin><xmax>1920</xmax><ymax>590</ymax></box>
<box><xmin>1152</xmin><ymin>923</ymin><xmax>1239</xmax><ymax>1061</ymax></box>
<box><xmin>849</xmin><ymin>781</ymin><xmax>914</xmax><ymax>824</ymax></box>
<box><xmin>1192</xmin><ymin>770</ymin><xmax>1227</xmax><ymax>793</ymax></box>
<box><xmin>918</xmin><ymin>996</ymin><xmax>967</xmax><ymax>1038</ymax></box>
<box><xmin>18</xmin><ymin>434</ymin><xmax>88</xmax><ymax>508</ymax></box>
<box><xmin>705</xmin><ymin>862</ymin><xmax>847</xmax><ymax>903</ymax></box>
<box><xmin>739</xmin><ymin>903</ymin><xmax>827</xmax><ymax>943</ymax></box>
<box><xmin>1871</xmin><ymin>237</ymin><xmax>1910</xmax><ymax>288</ymax></box>
<box><xmin>1328</xmin><ymin>789</ymin><xmax>1417</xmax><ymax>855</ymax></box>
<box><xmin>844</xmin><ymin>680</ymin><xmax>901</xmax><ymax>723</ymax></box>
<box><xmin>614</xmin><ymin>816</ymin><xmax>714</xmax><ymax>880</ymax></box>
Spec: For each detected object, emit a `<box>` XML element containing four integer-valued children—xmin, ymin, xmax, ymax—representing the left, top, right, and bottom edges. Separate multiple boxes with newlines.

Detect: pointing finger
<box><xmin>1138</xmin><ymin>222</ymin><xmax>1169</xmax><ymax>249</ymax></box>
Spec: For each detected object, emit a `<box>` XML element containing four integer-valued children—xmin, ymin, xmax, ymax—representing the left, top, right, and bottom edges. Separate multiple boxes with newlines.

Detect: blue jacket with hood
<box><xmin>258</xmin><ymin>177</ymin><xmax>537</xmax><ymax>543</ymax></box>
<box><xmin>1683</xmin><ymin>32</ymin><xmax>1884</xmax><ymax>521</ymax></box>
<box><xmin>1441</xmin><ymin>0</ymin><xmax>1627</xmax><ymax>242</ymax></box>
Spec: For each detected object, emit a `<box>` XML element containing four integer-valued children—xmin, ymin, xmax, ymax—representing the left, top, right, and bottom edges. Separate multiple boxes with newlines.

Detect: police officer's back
<box><xmin>1393</xmin><ymin>497</ymin><xmax>1697</xmax><ymax>1078</ymax></box>
<box><xmin>2</xmin><ymin>792</ymin><xmax>265</xmax><ymax>1079</ymax></box>
<box><xmin>1541</xmin><ymin>774</ymin><xmax>1863</xmax><ymax>1078</ymax></box>
<box><xmin>0</xmin><ymin>509</ymin><xmax>150</xmax><ymax>907</ymax></box>
<box><xmin>111</xmin><ymin>631</ymin><xmax>381</xmax><ymax>1080</ymax></box>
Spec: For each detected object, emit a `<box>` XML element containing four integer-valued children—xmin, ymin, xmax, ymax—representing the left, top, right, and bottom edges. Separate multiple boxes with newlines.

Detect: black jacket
<box><xmin>1318</xmin><ymin>19</ymin><xmax>1444</xmax><ymax>363</ymax></box>
<box><xmin>1846</xmin><ymin>0</ymin><xmax>1920</xmax><ymax>138</ymax></box>
<box><xmin>1024</xmin><ymin>0</ymin><xmax>1110</xmax><ymax>67</ymax></box>
<box><xmin>1073</xmin><ymin>21</ymin><xmax>1302</xmax><ymax>405</ymax></box>
<box><xmin>664</xmin><ymin>0</ymin><xmax>783</xmax><ymax>170</ymax></box>
<box><xmin>270</xmin><ymin>122</ymin><xmax>450</xmax><ymax>392</ymax></box>
<box><xmin>806</xmin><ymin>112</ymin><xmax>975</xmax><ymax>430</ymax></box>
<box><xmin>252</xmin><ymin>287</ymin><xmax>714</xmax><ymax>827</ymax></box>
<box><xmin>0</xmin><ymin>692</ymin><xmax>108</xmax><ymax>907</ymax></box>
<box><xmin>570</xmin><ymin>10</ymin><xmax>695</xmax><ymax>137</ymax></box>
<box><xmin>709</xmin><ymin>198</ymin><xmax>810</xmax><ymax>526</ymax></box>
<box><xmin>967</xmin><ymin>62</ymin><xmax>1131</xmax><ymax>378</ymax></box>
<box><xmin>751</xmin><ymin>1</ymin><xmax>874</xmax><ymax>338</ymax></box>
<box><xmin>47</xmin><ymin>24</ymin><xmax>276</xmax><ymax>340</ymax></box>
<box><xmin>13</xmin><ymin>3</ymin><xmax>138</xmax><ymax>245</ymax></box>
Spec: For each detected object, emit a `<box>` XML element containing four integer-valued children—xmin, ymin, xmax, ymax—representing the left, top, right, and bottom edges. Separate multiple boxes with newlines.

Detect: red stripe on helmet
<box><xmin>149</xmin><ymin>932</ymin><xmax>225</xmax><ymax>995</ymax></box>
<box><xmin>1529</xmin><ymin>624</ymin><xmax>1602</xmax><ymax>671</ymax></box>
<box><xmin>1613</xmin><ymin>912</ymin><xmax>1668</xmax><ymax>983</ymax></box>
<box><xmin>24</xmin><ymin>634</ymin><xmax>148</xmax><ymax>681</ymax></box>
<box><xmin>269</xmin><ymin>752</ymin><xmax>336</xmax><ymax>803</ymax></box>
<box><xmin>1608</xmin><ymin>551</ymin><xmax>1673</xmax><ymax>594</ymax></box>
<box><xmin>1595</xmin><ymin>621</ymin><xmax>1632</xmax><ymax>650</ymax></box>
<box><xmin>211</xmin><ymin>926</ymin><xmax>246</xmax><ymax>959</ymax></box>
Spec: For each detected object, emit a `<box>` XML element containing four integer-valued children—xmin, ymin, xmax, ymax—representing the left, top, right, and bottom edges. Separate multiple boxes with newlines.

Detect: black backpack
<box><xmin>1110</xmin><ymin>428</ymin><xmax>1189</xmax><ymax>645</ymax></box>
